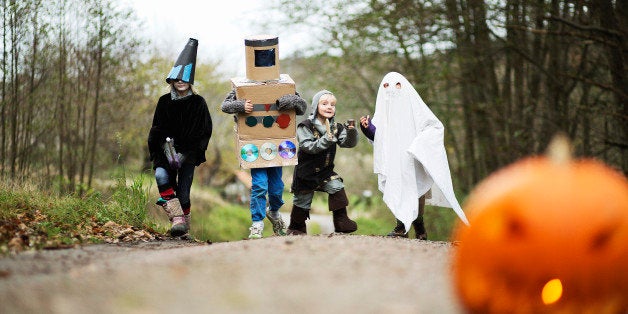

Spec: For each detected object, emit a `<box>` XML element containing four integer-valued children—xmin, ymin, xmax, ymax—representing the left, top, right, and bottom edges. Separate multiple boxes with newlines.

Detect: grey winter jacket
<box><xmin>221</xmin><ymin>90</ymin><xmax>307</xmax><ymax>115</ymax></box>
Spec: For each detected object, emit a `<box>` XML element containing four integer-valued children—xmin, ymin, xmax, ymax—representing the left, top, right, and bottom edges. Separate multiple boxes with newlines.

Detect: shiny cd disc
<box><xmin>278</xmin><ymin>140</ymin><xmax>296</xmax><ymax>159</ymax></box>
<box><xmin>260</xmin><ymin>142</ymin><xmax>278</xmax><ymax>161</ymax></box>
<box><xmin>240</xmin><ymin>144</ymin><xmax>259</xmax><ymax>162</ymax></box>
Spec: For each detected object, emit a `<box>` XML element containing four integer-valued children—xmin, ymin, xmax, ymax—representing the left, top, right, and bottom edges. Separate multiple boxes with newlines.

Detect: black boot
<box><xmin>332</xmin><ymin>207</ymin><xmax>357</xmax><ymax>233</ymax></box>
<box><xmin>412</xmin><ymin>216</ymin><xmax>427</xmax><ymax>240</ymax></box>
<box><xmin>413</xmin><ymin>195</ymin><xmax>427</xmax><ymax>240</ymax></box>
<box><xmin>387</xmin><ymin>219</ymin><xmax>408</xmax><ymax>238</ymax></box>
<box><xmin>287</xmin><ymin>205</ymin><xmax>309</xmax><ymax>235</ymax></box>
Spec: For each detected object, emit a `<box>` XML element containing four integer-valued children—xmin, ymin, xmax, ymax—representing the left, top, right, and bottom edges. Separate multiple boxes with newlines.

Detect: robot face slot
<box><xmin>254</xmin><ymin>48</ymin><xmax>276</xmax><ymax>67</ymax></box>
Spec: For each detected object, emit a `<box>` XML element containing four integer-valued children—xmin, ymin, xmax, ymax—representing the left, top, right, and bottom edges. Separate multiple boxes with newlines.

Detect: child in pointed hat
<box><xmin>148</xmin><ymin>38</ymin><xmax>213</xmax><ymax>237</ymax></box>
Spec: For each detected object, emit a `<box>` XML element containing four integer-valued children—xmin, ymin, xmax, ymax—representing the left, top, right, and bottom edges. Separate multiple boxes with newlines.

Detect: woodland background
<box><xmin>0</xmin><ymin>0</ymin><xmax>625</xmax><ymax>218</ymax></box>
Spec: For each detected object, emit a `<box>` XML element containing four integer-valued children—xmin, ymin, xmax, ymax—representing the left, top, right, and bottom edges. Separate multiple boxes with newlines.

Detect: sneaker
<box><xmin>248</xmin><ymin>221</ymin><xmax>264</xmax><ymax>239</ymax></box>
<box><xmin>156</xmin><ymin>197</ymin><xmax>167</xmax><ymax>206</ymax></box>
<box><xmin>170</xmin><ymin>215</ymin><xmax>188</xmax><ymax>237</ymax></box>
<box><xmin>266</xmin><ymin>210</ymin><xmax>286</xmax><ymax>236</ymax></box>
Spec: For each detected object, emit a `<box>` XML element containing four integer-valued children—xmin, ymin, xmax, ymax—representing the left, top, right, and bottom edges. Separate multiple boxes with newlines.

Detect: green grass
<box><xmin>348</xmin><ymin>192</ymin><xmax>462</xmax><ymax>241</ymax></box>
<box><xmin>0</xmin><ymin>170</ymin><xmax>157</xmax><ymax>253</ymax></box>
<box><xmin>191</xmin><ymin>205</ymin><xmax>251</xmax><ymax>242</ymax></box>
<box><xmin>183</xmin><ymin>196</ymin><xmax>461</xmax><ymax>242</ymax></box>
<box><xmin>1</xmin><ymin>169</ymin><xmax>463</xmax><ymax>252</ymax></box>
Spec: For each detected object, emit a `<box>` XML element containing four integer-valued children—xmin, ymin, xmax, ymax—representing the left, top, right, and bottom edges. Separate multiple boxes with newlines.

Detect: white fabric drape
<box><xmin>372</xmin><ymin>72</ymin><xmax>469</xmax><ymax>232</ymax></box>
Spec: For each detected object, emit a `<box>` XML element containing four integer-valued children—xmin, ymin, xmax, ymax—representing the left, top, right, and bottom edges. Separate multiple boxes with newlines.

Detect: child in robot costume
<box><xmin>221</xmin><ymin>91</ymin><xmax>307</xmax><ymax>239</ymax></box>
<box><xmin>288</xmin><ymin>90</ymin><xmax>359</xmax><ymax>235</ymax></box>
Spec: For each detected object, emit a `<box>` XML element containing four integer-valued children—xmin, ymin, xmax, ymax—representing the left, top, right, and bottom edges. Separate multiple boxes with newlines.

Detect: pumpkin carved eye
<box><xmin>505</xmin><ymin>214</ymin><xmax>525</xmax><ymax>239</ymax></box>
<box><xmin>589</xmin><ymin>224</ymin><xmax>617</xmax><ymax>251</ymax></box>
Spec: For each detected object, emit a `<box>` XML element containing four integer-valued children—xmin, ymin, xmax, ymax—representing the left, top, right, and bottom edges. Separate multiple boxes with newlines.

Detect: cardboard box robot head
<box><xmin>245</xmin><ymin>35</ymin><xmax>280</xmax><ymax>82</ymax></box>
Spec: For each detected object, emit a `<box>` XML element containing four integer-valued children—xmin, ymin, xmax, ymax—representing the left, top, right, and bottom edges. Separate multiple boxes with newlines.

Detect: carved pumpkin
<box><xmin>452</xmin><ymin>138</ymin><xmax>628</xmax><ymax>313</ymax></box>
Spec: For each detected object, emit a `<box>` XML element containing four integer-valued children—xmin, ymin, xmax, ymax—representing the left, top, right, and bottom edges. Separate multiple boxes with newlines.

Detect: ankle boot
<box><xmin>412</xmin><ymin>215</ymin><xmax>427</xmax><ymax>240</ymax></box>
<box><xmin>387</xmin><ymin>219</ymin><xmax>408</xmax><ymax>238</ymax></box>
<box><xmin>332</xmin><ymin>207</ymin><xmax>357</xmax><ymax>233</ymax></box>
<box><xmin>162</xmin><ymin>198</ymin><xmax>187</xmax><ymax>237</ymax></box>
<box><xmin>287</xmin><ymin>205</ymin><xmax>309</xmax><ymax>235</ymax></box>
<box><xmin>328</xmin><ymin>189</ymin><xmax>356</xmax><ymax>233</ymax></box>
<box><xmin>413</xmin><ymin>195</ymin><xmax>427</xmax><ymax>240</ymax></box>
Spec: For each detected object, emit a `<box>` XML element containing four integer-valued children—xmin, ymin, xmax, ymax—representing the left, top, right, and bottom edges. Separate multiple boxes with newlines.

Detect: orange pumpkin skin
<box><xmin>452</xmin><ymin>157</ymin><xmax>628</xmax><ymax>314</ymax></box>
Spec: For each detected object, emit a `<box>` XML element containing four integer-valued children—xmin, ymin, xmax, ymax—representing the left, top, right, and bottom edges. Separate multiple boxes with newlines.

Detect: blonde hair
<box><xmin>168</xmin><ymin>81</ymin><xmax>197</xmax><ymax>95</ymax></box>
<box><xmin>318</xmin><ymin>93</ymin><xmax>336</xmax><ymax>104</ymax></box>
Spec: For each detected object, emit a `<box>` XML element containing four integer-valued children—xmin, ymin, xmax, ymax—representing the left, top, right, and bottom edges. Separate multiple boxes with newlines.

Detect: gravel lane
<box><xmin>0</xmin><ymin>235</ymin><xmax>464</xmax><ymax>313</ymax></box>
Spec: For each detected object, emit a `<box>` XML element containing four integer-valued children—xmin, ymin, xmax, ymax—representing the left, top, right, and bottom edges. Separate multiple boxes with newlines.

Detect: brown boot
<box><xmin>332</xmin><ymin>207</ymin><xmax>357</xmax><ymax>233</ymax></box>
<box><xmin>328</xmin><ymin>189</ymin><xmax>356</xmax><ymax>233</ymax></box>
<box><xmin>287</xmin><ymin>205</ymin><xmax>309</xmax><ymax>235</ymax></box>
<box><xmin>386</xmin><ymin>219</ymin><xmax>408</xmax><ymax>238</ymax></box>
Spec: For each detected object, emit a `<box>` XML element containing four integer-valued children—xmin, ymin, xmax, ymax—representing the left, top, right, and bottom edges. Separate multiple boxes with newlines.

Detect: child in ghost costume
<box><xmin>359</xmin><ymin>72</ymin><xmax>469</xmax><ymax>238</ymax></box>
<box><xmin>361</xmin><ymin>115</ymin><xmax>428</xmax><ymax>238</ymax></box>
<box><xmin>288</xmin><ymin>90</ymin><xmax>359</xmax><ymax>235</ymax></box>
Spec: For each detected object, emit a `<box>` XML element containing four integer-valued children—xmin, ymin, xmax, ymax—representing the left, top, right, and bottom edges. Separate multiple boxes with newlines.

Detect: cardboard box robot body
<box><xmin>231</xmin><ymin>36</ymin><xmax>299</xmax><ymax>169</ymax></box>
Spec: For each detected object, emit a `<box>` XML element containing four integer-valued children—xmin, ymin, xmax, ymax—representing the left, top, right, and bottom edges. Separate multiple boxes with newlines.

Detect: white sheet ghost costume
<box><xmin>371</xmin><ymin>72</ymin><xmax>469</xmax><ymax>232</ymax></box>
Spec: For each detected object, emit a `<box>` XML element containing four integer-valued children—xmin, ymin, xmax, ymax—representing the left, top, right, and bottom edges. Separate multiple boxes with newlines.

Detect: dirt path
<box><xmin>0</xmin><ymin>235</ymin><xmax>464</xmax><ymax>313</ymax></box>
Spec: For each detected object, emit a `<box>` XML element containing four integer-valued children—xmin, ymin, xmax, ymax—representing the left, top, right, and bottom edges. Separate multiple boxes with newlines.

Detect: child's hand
<box><xmin>324</xmin><ymin>119</ymin><xmax>334</xmax><ymax>140</ymax></box>
<box><xmin>244</xmin><ymin>100</ymin><xmax>253</xmax><ymax>113</ymax></box>
<box><xmin>360</xmin><ymin>115</ymin><xmax>370</xmax><ymax>128</ymax></box>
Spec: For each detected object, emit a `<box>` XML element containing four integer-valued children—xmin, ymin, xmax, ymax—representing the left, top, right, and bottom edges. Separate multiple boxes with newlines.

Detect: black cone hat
<box><xmin>166</xmin><ymin>38</ymin><xmax>198</xmax><ymax>84</ymax></box>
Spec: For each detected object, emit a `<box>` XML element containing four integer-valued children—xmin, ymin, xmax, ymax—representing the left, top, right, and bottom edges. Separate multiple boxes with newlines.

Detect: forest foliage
<box><xmin>271</xmin><ymin>0</ymin><xmax>626</xmax><ymax>192</ymax></box>
<box><xmin>1</xmin><ymin>0</ymin><xmax>625</xmax><ymax>200</ymax></box>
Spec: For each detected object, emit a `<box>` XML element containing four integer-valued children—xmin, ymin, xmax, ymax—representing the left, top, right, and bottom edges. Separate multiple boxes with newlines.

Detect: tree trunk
<box><xmin>444</xmin><ymin>0</ymin><xmax>481</xmax><ymax>186</ymax></box>
<box><xmin>56</xmin><ymin>1</ymin><xmax>67</xmax><ymax>192</ymax></box>
<box><xmin>1</xmin><ymin>0</ymin><xmax>7</xmax><ymax>178</ymax></box>
<box><xmin>87</xmin><ymin>13</ymin><xmax>104</xmax><ymax>190</ymax></box>
<box><xmin>22</xmin><ymin>1</ymin><xmax>40</xmax><ymax>177</ymax></box>
<box><xmin>9</xmin><ymin>2</ymin><xmax>19</xmax><ymax>179</ymax></box>
<box><xmin>591</xmin><ymin>0</ymin><xmax>628</xmax><ymax>173</ymax></box>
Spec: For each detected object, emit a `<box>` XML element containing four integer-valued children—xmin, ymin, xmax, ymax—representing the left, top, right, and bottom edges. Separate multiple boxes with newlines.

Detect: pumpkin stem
<box><xmin>546</xmin><ymin>133</ymin><xmax>573</xmax><ymax>164</ymax></box>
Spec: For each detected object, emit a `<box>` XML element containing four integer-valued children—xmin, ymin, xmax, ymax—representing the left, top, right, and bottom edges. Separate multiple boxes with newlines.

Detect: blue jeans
<box><xmin>250</xmin><ymin>167</ymin><xmax>285</xmax><ymax>222</ymax></box>
<box><xmin>155</xmin><ymin>163</ymin><xmax>195</xmax><ymax>209</ymax></box>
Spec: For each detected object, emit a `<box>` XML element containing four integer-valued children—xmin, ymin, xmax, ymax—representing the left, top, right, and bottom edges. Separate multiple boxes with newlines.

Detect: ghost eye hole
<box><xmin>383</xmin><ymin>83</ymin><xmax>389</xmax><ymax>88</ymax></box>
<box><xmin>395</xmin><ymin>82</ymin><xmax>401</xmax><ymax>89</ymax></box>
